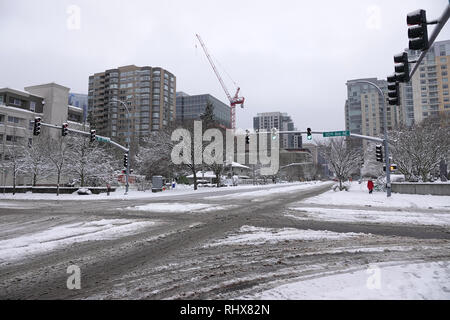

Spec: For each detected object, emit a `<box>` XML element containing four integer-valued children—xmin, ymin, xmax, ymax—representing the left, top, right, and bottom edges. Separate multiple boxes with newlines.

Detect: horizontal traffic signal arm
<box><xmin>407</xmin><ymin>5</ymin><xmax>450</xmax><ymax>81</ymax></box>
<box><xmin>33</xmin><ymin>121</ymin><xmax>129</xmax><ymax>152</ymax></box>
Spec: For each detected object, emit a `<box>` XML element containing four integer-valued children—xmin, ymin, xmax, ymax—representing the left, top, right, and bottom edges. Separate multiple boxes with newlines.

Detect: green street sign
<box><xmin>322</xmin><ymin>130</ymin><xmax>350</xmax><ymax>137</ymax></box>
<box><xmin>96</xmin><ymin>136</ymin><xmax>111</xmax><ymax>143</ymax></box>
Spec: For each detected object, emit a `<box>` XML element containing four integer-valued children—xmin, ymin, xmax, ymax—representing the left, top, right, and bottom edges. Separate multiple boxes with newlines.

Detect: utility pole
<box><xmin>111</xmin><ymin>98</ymin><xmax>131</xmax><ymax>195</ymax></box>
<box><xmin>346</xmin><ymin>80</ymin><xmax>391</xmax><ymax>197</ymax></box>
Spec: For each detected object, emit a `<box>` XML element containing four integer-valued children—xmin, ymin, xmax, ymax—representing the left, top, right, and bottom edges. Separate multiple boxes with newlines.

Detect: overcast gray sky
<box><xmin>1</xmin><ymin>0</ymin><xmax>449</xmax><ymax>131</ymax></box>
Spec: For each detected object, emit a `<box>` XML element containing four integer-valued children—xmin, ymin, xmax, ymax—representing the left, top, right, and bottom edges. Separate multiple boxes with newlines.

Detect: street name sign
<box><xmin>323</xmin><ymin>130</ymin><xmax>350</xmax><ymax>137</ymax></box>
<box><xmin>96</xmin><ymin>136</ymin><xmax>111</xmax><ymax>143</ymax></box>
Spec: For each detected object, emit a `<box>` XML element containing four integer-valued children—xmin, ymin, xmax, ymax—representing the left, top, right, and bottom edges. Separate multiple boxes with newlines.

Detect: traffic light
<box><xmin>394</xmin><ymin>52</ymin><xmax>410</xmax><ymax>83</ymax></box>
<box><xmin>375</xmin><ymin>145</ymin><xmax>383</xmax><ymax>162</ymax></box>
<box><xmin>383</xmin><ymin>164</ymin><xmax>398</xmax><ymax>172</ymax></box>
<box><xmin>407</xmin><ymin>9</ymin><xmax>429</xmax><ymax>51</ymax></box>
<box><xmin>387</xmin><ymin>77</ymin><xmax>400</xmax><ymax>106</ymax></box>
<box><xmin>306</xmin><ymin>128</ymin><xmax>312</xmax><ymax>140</ymax></box>
<box><xmin>245</xmin><ymin>130</ymin><xmax>250</xmax><ymax>144</ymax></box>
<box><xmin>62</xmin><ymin>123</ymin><xmax>69</xmax><ymax>136</ymax></box>
<box><xmin>90</xmin><ymin>129</ymin><xmax>96</xmax><ymax>142</ymax></box>
<box><xmin>123</xmin><ymin>153</ymin><xmax>128</xmax><ymax>168</ymax></box>
<box><xmin>271</xmin><ymin>128</ymin><xmax>278</xmax><ymax>140</ymax></box>
<box><xmin>33</xmin><ymin>117</ymin><xmax>41</xmax><ymax>136</ymax></box>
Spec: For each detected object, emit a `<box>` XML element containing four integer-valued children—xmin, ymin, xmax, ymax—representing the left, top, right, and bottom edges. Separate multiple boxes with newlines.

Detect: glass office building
<box><xmin>176</xmin><ymin>93</ymin><xmax>231</xmax><ymax>128</ymax></box>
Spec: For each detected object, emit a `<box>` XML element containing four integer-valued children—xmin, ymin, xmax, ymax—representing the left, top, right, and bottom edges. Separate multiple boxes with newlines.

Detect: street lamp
<box><xmin>351</xmin><ymin>80</ymin><xmax>391</xmax><ymax>197</ymax></box>
<box><xmin>111</xmin><ymin>98</ymin><xmax>131</xmax><ymax>195</ymax></box>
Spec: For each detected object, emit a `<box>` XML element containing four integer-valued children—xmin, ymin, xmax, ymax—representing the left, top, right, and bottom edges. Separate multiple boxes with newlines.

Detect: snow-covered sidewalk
<box><xmin>303</xmin><ymin>182</ymin><xmax>450</xmax><ymax>210</ymax></box>
<box><xmin>0</xmin><ymin>182</ymin><xmax>321</xmax><ymax>201</ymax></box>
<box><xmin>206</xmin><ymin>181</ymin><xmax>330</xmax><ymax>200</ymax></box>
<box><xmin>287</xmin><ymin>207</ymin><xmax>450</xmax><ymax>227</ymax></box>
<box><xmin>241</xmin><ymin>260</ymin><xmax>450</xmax><ymax>300</ymax></box>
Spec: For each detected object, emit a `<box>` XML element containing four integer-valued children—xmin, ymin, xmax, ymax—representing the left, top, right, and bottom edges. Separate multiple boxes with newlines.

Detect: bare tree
<box><xmin>318</xmin><ymin>137</ymin><xmax>362</xmax><ymax>190</ymax></box>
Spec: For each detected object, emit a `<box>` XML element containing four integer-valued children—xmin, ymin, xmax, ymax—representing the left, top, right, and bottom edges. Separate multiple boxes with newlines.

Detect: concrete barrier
<box><xmin>391</xmin><ymin>183</ymin><xmax>450</xmax><ymax>196</ymax></box>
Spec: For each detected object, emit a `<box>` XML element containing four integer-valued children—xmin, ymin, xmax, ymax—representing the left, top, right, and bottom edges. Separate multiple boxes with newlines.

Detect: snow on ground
<box><xmin>0</xmin><ymin>202</ymin><xmax>29</xmax><ymax>209</ymax></box>
<box><xmin>241</xmin><ymin>261</ymin><xmax>450</xmax><ymax>300</ymax></box>
<box><xmin>0</xmin><ymin>219</ymin><xmax>157</xmax><ymax>264</ymax></box>
<box><xmin>303</xmin><ymin>182</ymin><xmax>450</xmax><ymax>210</ymax></box>
<box><xmin>126</xmin><ymin>203</ymin><xmax>234</xmax><ymax>213</ymax></box>
<box><xmin>287</xmin><ymin>207</ymin><xmax>450</xmax><ymax>227</ymax></box>
<box><xmin>0</xmin><ymin>182</ymin><xmax>317</xmax><ymax>201</ymax></box>
<box><xmin>206</xmin><ymin>181</ymin><xmax>329</xmax><ymax>200</ymax></box>
<box><xmin>206</xmin><ymin>225</ymin><xmax>366</xmax><ymax>247</ymax></box>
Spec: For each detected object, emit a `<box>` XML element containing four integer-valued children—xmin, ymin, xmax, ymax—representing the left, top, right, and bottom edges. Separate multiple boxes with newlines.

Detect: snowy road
<box><xmin>0</xmin><ymin>181</ymin><xmax>449</xmax><ymax>299</ymax></box>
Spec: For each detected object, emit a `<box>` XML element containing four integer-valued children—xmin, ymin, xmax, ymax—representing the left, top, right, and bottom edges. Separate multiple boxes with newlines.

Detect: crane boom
<box><xmin>196</xmin><ymin>34</ymin><xmax>244</xmax><ymax>129</ymax></box>
<box><xmin>196</xmin><ymin>34</ymin><xmax>233</xmax><ymax>103</ymax></box>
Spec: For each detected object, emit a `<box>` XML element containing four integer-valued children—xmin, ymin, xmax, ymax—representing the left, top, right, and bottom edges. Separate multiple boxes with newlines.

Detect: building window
<box><xmin>7</xmin><ymin>116</ymin><xmax>20</xmax><ymax>124</ymax></box>
<box><xmin>30</xmin><ymin>101</ymin><xmax>36</xmax><ymax>111</ymax></box>
<box><xmin>440</xmin><ymin>57</ymin><xmax>447</xmax><ymax>63</ymax></box>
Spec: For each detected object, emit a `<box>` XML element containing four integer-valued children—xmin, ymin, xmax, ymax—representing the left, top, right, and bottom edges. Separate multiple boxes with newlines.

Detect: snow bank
<box><xmin>288</xmin><ymin>207</ymin><xmax>450</xmax><ymax>227</ymax></box>
<box><xmin>0</xmin><ymin>219</ymin><xmax>157</xmax><ymax>264</ymax></box>
<box><xmin>126</xmin><ymin>203</ymin><xmax>232</xmax><ymax>213</ymax></box>
<box><xmin>242</xmin><ymin>261</ymin><xmax>450</xmax><ymax>300</ymax></box>
<box><xmin>206</xmin><ymin>225</ymin><xmax>366</xmax><ymax>246</ymax></box>
<box><xmin>303</xmin><ymin>182</ymin><xmax>450</xmax><ymax>210</ymax></box>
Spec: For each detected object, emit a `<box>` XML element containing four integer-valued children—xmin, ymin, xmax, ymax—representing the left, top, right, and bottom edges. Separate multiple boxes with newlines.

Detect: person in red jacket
<box><xmin>367</xmin><ymin>179</ymin><xmax>374</xmax><ymax>194</ymax></box>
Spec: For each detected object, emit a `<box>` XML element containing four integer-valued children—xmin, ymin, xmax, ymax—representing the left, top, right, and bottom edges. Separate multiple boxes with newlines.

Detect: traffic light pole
<box><xmin>352</xmin><ymin>80</ymin><xmax>391</xmax><ymax>197</ymax></box>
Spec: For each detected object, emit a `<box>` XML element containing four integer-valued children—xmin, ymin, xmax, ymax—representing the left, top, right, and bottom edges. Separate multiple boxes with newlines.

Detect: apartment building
<box><xmin>253</xmin><ymin>112</ymin><xmax>301</xmax><ymax>149</ymax></box>
<box><xmin>0</xmin><ymin>83</ymin><xmax>87</xmax><ymax>186</ymax></box>
<box><xmin>404</xmin><ymin>39</ymin><xmax>450</xmax><ymax>125</ymax></box>
<box><xmin>88</xmin><ymin>65</ymin><xmax>176</xmax><ymax>144</ymax></box>
<box><xmin>176</xmin><ymin>92</ymin><xmax>231</xmax><ymax>128</ymax></box>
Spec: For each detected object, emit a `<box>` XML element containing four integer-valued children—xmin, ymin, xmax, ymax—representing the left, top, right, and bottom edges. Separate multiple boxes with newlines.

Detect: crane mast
<box><xmin>196</xmin><ymin>34</ymin><xmax>244</xmax><ymax>129</ymax></box>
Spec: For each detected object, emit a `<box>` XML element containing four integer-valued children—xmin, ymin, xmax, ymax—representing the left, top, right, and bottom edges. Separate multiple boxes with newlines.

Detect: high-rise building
<box><xmin>69</xmin><ymin>93</ymin><xmax>88</xmax><ymax>122</ymax></box>
<box><xmin>176</xmin><ymin>92</ymin><xmax>231</xmax><ymax>128</ymax></box>
<box><xmin>402</xmin><ymin>39</ymin><xmax>450</xmax><ymax>126</ymax></box>
<box><xmin>88</xmin><ymin>65</ymin><xmax>176</xmax><ymax>143</ymax></box>
<box><xmin>345</xmin><ymin>78</ymin><xmax>400</xmax><ymax>138</ymax></box>
<box><xmin>253</xmin><ymin>112</ymin><xmax>301</xmax><ymax>149</ymax></box>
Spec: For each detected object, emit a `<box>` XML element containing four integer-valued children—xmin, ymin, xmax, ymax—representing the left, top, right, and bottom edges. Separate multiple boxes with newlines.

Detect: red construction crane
<box><xmin>196</xmin><ymin>34</ymin><xmax>244</xmax><ymax>129</ymax></box>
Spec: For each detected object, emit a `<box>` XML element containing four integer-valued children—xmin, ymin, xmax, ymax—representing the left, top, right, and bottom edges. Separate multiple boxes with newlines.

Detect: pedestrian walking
<box><xmin>367</xmin><ymin>179</ymin><xmax>374</xmax><ymax>194</ymax></box>
<box><xmin>106</xmin><ymin>183</ymin><xmax>111</xmax><ymax>196</ymax></box>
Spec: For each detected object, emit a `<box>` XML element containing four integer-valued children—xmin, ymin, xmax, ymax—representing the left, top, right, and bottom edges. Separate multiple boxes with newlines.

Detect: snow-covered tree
<box><xmin>318</xmin><ymin>137</ymin><xmax>362</xmax><ymax>190</ymax></box>
<box><xmin>22</xmin><ymin>136</ymin><xmax>53</xmax><ymax>186</ymax></box>
<box><xmin>389</xmin><ymin>117</ymin><xmax>450</xmax><ymax>182</ymax></box>
<box><xmin>66</xmin><ymin>136</ymin><xmax>117</xmax><ymax>187</ymax></box>
<box><xmin>361</xmin><ymin>142</ymin><xmax>383</xmax><ymax>178</ymax></box>
<box><xmin>136</xmin><ymin>128</ymin><xmax>178</xmax><ymax>180</ymax></box>
<box><xmin>2</xmin><ymin>138</ymin><xmax>28</xmax><ymax>194</ymax></box>
<box><xmin>46</xmin><ymin>138</ymin><xmax>71</xmax><ymax>196</ymax></box>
